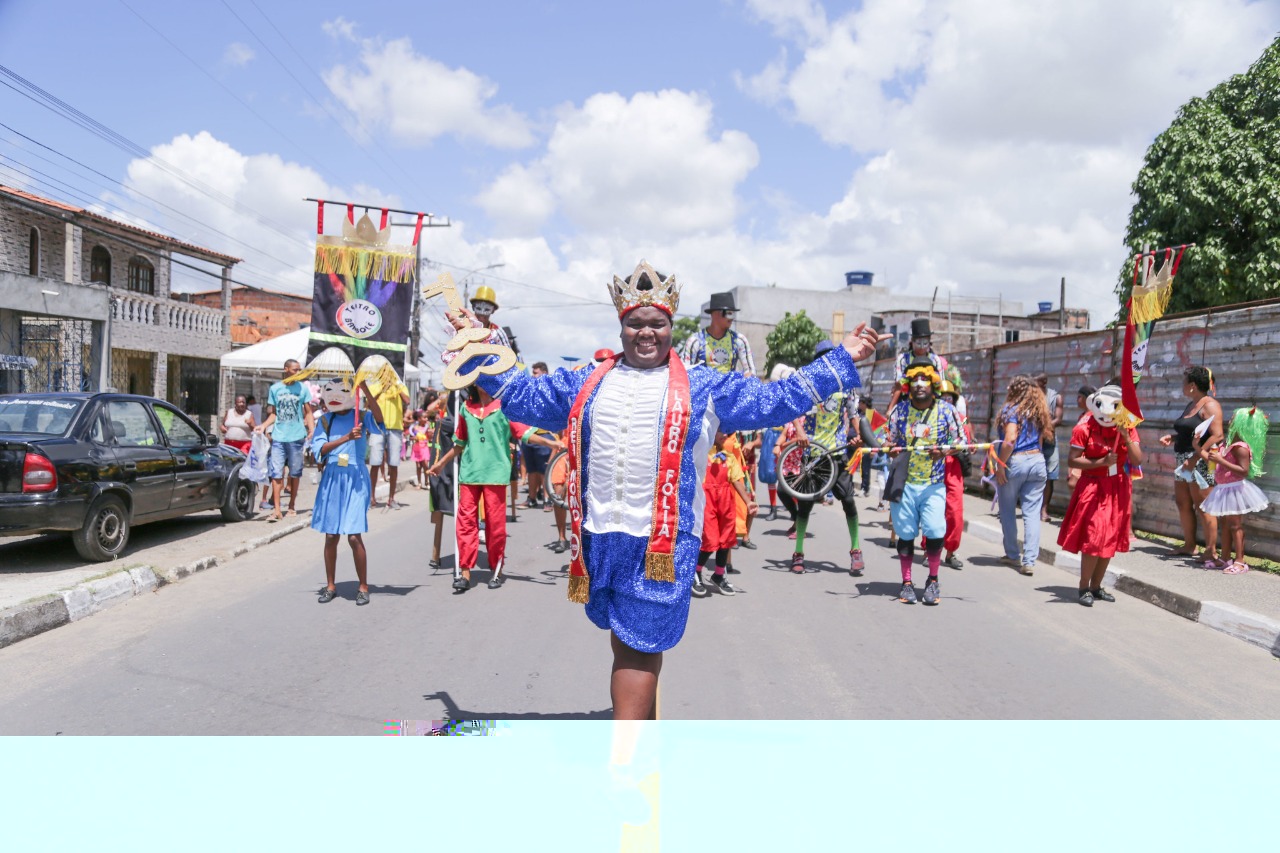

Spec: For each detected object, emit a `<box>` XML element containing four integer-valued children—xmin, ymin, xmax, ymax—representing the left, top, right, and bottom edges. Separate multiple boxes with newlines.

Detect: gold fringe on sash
<box><xmin>567</xmin><ymin>573</ymin><xmax>591</xmax><ymax>604</ymax></box>
<box><xmin>644</xmin><ymin>551</ymin><xmax>676</xmax><ymax>583</ymax></box>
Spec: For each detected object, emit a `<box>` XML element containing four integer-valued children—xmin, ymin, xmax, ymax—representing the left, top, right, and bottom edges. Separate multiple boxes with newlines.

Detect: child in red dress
<box><xmin>1057</xmin><ymin>384</ymin><xmax>1143</xmax><ymax>607</ymax></box>
<box><xmin>693</xmin><ymin>432</ymin><xmax>756</xmax><ymax>597</ymax></box>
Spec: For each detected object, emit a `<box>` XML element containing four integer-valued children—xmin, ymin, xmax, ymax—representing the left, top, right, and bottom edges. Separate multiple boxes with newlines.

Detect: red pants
<box><xmin>701</xmin><ymin>485</ymin><xmax>737</xmax><ymax>552</ymax></box>
<box><xmin>921</xmin><ymin>456</ymin><xmax>965</xmax><ymax>553</ymax></box>
<box><xmin>458</xmin><ymin>483</ymin><xmax>507</xmax><ymax>571</ymax></box>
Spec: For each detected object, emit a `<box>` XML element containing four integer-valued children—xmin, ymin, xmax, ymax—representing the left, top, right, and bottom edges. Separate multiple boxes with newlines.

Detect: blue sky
<box><xmin>1</xmin><ymin>0</ymin><xmax>1277</xmax><ymax>368</ymax></box>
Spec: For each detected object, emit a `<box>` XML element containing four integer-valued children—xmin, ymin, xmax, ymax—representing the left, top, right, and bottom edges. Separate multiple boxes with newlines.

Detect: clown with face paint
<box><xmin>310</xmin><ymin>375</ymin><xmax>386</xmax><ymax>606</ymax></box>
<box><xmin>1056</xmin><ymin>382</ymin><xmax>1144</xmax><ymax>607</ymax></box>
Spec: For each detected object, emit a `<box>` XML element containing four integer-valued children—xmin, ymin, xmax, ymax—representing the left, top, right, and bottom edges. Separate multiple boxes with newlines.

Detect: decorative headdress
<box><xmin>1087</xmin><ymin>384</ymin><xmax>1123</xmax><ymax>428</ymax></box>
<box><xmin>1227</xmin><ymin>407</ymin><xmax>1269</xmax><ymax>478</ymax></box>
<box><xmin>902</xmin><ymin>361</ymin><xmax>942</xmax><ymax>391</ymax></box>
<box><xmin>608</xmin><ymin>260</ymin><xmax>680</xmax><ymax>317</ymax></box>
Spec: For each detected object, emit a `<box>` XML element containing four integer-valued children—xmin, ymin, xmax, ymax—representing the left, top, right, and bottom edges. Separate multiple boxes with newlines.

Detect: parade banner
<box><xmin>1119</xmin><ymin>244</ymin><xmax>1187</xmax><ymax>427</ymax></box>
<box><xmin>307</xmin><ymin>203</ymin><xmax>419</xmax><ymax>378</ymax></box>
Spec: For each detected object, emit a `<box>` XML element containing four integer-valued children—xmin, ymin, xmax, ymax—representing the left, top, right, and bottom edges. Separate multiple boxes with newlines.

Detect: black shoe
<box><xmin>1090</xmin><ymin>587</ymin><xmax>1115</xmax><ymax>603</ymax></box>
<box><xmin>453</xmin><ymin>575</ymin><xmax>470</xmax><ymax>591</ymax></box>
<box><xmin>550</xmin><ymin>539</ymin><xmax>568</xmax><ymax>554</ymax></box>
<box><xmin>487</xmin><ymin>574</ymin><xmax>505</xmax><ymax>590</ymax></box>
<box><xmin>691</xmin><ymin>572</ymin><xmax>708</xmax><ymax>598</ymax></box>
<box><xmin>1079</xmin><ymin>590</ymin><xmax>1094</xmax><ymax>607</ymax></box>
<box><xmin>765</xmin><ymin>507</ymin><xmax>778</xmax><ymax>522</ymax></box>
<box><xmin>429</xmin><ymin>559</ymin><xmax>441</xmax><ymax>571</ymax></box>
<box><xmin>355</xmin><ymin>589</ymin><xmax>370</xmax><ymax>606</ymax></box>
<box><xmin>739</xmin><ymin>539</ymin><xmax>757</xmax><ymax>550</ymax></box>
<box><xmin>711</xmin><ymin>574</ymin><xmax>737</xmax><ymax>596</ymax></box>
<box><xmin>318</xmin><ymin>587</ymin><xmax>337</xmax><ymax>603</ymax></box>
<box><xmin>726</xmin><ymin>564</ymin><xmax>741</xmax><ymax>574</ymax></box>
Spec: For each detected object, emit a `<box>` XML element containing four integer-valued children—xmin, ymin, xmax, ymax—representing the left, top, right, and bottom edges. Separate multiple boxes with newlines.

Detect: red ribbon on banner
<box><xmin>316</xmin><ymin>199</ymin><xmax>325</xmax><ymax>235</ymax></box>
<box><xmin>379</xmin><ymin>208</ymin><xmax>389</xmax><ymax>230</ymax></box>
<box><xmin>412</xmin><ymin>213</ymin><xmax>425</xmax><ymax>246</ymax></box>
<box><xmin>346</xmin><ymin>203</ymin><xmax>354</xmax><ymax>224</ymax></box>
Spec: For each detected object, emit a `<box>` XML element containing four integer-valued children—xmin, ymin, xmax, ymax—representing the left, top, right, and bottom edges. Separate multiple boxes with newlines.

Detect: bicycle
<box><xmin>777</xmin><ymin>438</ymin><xmax>997</xmax><ymax>502</ymax></box>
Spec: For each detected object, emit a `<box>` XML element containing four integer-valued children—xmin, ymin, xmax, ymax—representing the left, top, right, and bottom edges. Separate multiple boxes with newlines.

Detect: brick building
<box><xmin>0</xmin><ymin>185</ymin><xmax>240</xmax><ymax>424</ymax></box>
<box><xmin>180</xmin><ymin>285</ymin><xmax>311</xmax><ymax>347</ymax></box>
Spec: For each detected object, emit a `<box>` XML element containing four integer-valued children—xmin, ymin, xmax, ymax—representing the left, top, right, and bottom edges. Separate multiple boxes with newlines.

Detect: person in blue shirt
<box><xmin>256</xmin><ymin>358</ymin><xmax>314</xmax><ymax>521</ymax></box>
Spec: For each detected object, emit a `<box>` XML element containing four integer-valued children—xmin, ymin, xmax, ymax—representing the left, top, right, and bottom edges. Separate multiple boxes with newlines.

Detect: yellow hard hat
<box><xmin>471</xmin><ymin>285</ymin><xmax>499</xmax><ymax>309</ymax></box>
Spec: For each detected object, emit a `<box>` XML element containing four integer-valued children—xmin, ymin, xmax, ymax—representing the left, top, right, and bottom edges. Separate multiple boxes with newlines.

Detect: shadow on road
<box><xmin>1038</xmin><ymin>585</ymin><xmax>1085</xmax><ymax>604</ymax></box>
<box><xmin>422</xmin><ymin>690</ymin><xmax>612</xmax><ymax>720</ymax></box>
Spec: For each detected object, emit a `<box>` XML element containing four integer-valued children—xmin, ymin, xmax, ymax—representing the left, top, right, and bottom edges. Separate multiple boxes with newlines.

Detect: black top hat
<box><xmin>705</xmin><ymin>292</ymin><xmax>737</xmax><ymax>314</ymax></box>
<box><xmin>910</xmin><ymin>318</ymin><xmax>933</xmax><ymax>339</ymax></box>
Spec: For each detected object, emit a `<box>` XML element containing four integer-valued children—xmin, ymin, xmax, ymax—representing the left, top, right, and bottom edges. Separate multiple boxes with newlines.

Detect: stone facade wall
<box><xmin>80</xmin><ymin>231</ymin><xmax>170</xmax><ymax>296</ymax></box>
<box><xmin>0</xmin><ymin>199</ymin><xmax>69</xmax><ymax>282</ymax></box>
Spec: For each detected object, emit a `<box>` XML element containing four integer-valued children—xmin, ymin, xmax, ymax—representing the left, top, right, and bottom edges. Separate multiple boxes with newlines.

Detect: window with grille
<box><xmin>91</xmin><ymin>245</ymin><xmax>112</xmax><ymax>285</ymax></box>
<box><xmin>128</xmin><ymin>256</ymin><xmax>154</xmax><ymax>295</ymax></box>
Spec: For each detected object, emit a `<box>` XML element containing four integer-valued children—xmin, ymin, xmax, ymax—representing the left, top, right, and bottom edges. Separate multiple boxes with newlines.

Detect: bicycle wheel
<box><xmin>777</xmin><ymin>440</ymin><xmax>838</xmax><ymax>502</ymax></box>
<box><xmin>547</xmin><ymin>450</ymin><xmax>571</xmax><ymax>508</ymax></box>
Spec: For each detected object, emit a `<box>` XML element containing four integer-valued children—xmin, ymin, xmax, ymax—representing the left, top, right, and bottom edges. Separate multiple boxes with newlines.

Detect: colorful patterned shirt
<box><xmin>804</xmin><ymin>392</ymin><xmax>855</xmax><ymax>450</ymax></box>
<box><xmin>681</xmin><ymin>328</ymin><xmax>755</xmax><ymax>375</ymax></box>
<box><xmin>888</xmin><ymin>398</ymin><xmax>961</xmax><ymax>485</ymax></box>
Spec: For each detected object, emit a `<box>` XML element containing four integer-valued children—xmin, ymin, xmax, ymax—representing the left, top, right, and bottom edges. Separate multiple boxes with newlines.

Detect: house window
<box><xmin>1004</xmin><ymin>329</ymin><xmax>1020</xmax><ymax>343</ymax></box>
<box><xmin>28</xmin><ymin>227</ymin><xmax>39</xmax><ymax>275</ymax></box>
<box><xmin>90</xmin><ymin>246</ymin><xmax>112</xmax><ymax>285</ymax></box>
<box><xmin>128</xmin><ymin>257</ymin><xmax>154</xmax><ymax>295</ymax></box>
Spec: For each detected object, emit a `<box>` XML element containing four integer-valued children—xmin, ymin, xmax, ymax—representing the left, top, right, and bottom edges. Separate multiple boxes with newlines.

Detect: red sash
<box><xmin>564</xmin><ymin>351</ymin><xmax>691</xmax><ymax>603</ymax></box>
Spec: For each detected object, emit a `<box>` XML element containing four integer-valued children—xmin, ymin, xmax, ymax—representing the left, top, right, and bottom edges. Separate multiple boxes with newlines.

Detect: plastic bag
<box><xmin>242</xmin><ymin>432</ymin><xmax>271</xmax><ymax>484</ymax></box>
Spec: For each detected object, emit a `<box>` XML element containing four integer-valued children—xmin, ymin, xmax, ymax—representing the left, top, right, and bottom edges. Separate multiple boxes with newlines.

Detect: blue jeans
<box><xmin>997</xmin><ymin>452</ymin><xmax>1047</xmax><ymax>566</ymax></box>
<box><xmin>269</xmin><ymin>439</ymin><xmax>305</xmax><ymax>480</ymax></box>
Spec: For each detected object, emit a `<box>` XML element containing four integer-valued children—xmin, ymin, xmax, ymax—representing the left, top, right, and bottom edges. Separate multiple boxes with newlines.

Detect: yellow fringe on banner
<box><xmin>567</xmin><ymin>574</ymin><xmax>591</xmax><ymax>604</ymax></box>
<box><xmin>645</xmin><ymin>551</ymin><xmax>675</xmax><ymax>583</ymax></box>
<box><xmin>1130</xmin><ymin>278</ymin><xmax>1172</xmax><ymax>325</ymax></box>
<box><xmin>314</xmin><ymin>245</ymin><xmax>417</xmax><ymax>284</ymax></box>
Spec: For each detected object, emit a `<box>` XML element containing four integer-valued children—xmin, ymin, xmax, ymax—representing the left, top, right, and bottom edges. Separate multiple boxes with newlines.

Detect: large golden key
<box><xmin>424</xmin><ymin>272</ymin><xmax>518</xmax><ymax>390</ymax></box>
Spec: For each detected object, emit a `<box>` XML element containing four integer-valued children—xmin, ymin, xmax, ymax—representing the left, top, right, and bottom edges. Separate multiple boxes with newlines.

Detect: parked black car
<box><xmin>0</xmin><ymin>393</ymin><xmax>256</xmax><ymax>561</ymax></box>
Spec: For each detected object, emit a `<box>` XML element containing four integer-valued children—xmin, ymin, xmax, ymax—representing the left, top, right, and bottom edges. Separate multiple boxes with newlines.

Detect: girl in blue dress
<box><xmin>311</xmin><ymin>376</ymin><xmax>385</xmax><ymax>605</ymax></box>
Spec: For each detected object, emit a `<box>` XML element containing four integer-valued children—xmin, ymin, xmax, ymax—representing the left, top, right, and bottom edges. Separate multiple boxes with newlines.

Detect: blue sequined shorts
<box><xmin>582</xmin><ymin>530</ymin><xmax>699</xmax><ymax>654</ymax></box>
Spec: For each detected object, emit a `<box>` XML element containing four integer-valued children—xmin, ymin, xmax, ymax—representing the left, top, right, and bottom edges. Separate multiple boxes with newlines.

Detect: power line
<box><xmin>115</xmin><ymin>0</ymin><xmax>340</xmax><ymax>179</ymax></box>
<box><xmin>219</xmin><ymin>0</ymin><xmax>431</xmax><ymax>201</ymax></box>
<box><xmin>0</xmin><ymin>65</ymin><xmax>314</xmax><ymax>250</ymax></box>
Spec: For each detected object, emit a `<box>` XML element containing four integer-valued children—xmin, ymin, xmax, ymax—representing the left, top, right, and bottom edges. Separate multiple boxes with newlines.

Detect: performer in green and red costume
<box><xmin>443</xmin><ymin>260</ymin><xmax>885</xmax><ymax>720</ymax></box>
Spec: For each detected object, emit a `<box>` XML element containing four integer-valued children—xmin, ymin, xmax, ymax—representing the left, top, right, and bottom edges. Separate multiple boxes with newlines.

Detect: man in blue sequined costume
<box><xmin>445</xmin><ymin>261</ymin><xmax>885</xmax><ymax>720</ymax></box>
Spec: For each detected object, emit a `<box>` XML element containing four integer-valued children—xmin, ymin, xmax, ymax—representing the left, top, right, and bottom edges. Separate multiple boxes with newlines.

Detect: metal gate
<box><xmin>17</xmin><ymin>316</ymin><xmax>94</xmax><ymax>393</ymax></box>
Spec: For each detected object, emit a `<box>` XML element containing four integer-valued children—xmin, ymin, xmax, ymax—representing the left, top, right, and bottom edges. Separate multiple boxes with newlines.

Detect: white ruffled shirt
<box><xmin>585</xmin><ymin>362</ymin><xmax>717</xmax><ymax>538</ymax></box>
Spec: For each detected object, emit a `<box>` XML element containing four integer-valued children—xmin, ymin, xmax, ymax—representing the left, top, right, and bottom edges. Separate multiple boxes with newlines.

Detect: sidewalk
<box><xmin>0</xmin><ymin>475</ymin><xmax>409</xmax><ymax>649</ymax></box>
<box><xmin>960</xmin><ymin>489</ymin><xmax>1280</xmax><ymax>656</ymax></box>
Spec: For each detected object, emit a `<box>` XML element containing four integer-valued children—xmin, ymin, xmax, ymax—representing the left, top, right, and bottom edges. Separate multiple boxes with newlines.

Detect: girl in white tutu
<box><xmin>1201</xmin><ymin>407</ymin><xmax>1270</xmax><ymax>574</ymax></box>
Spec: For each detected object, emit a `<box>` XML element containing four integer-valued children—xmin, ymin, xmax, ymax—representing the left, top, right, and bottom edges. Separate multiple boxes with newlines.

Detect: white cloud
<box><xmin>119</xmin><ymin>131</ymin><xmax>399</xmax><ymax>294</ymax></box>
<box><xmin>321</xmin><ymin>28</ymin><xmax>533</xmax><ymax>148</ymax></box>
<box><xmin>735</xmin><ymin>0</ymin><xmax>1280</xmax><ymax>320</ymax></box>
<box><xmin>477</xmin><ymin>90</ymin><xmax>759</xmax><ymax>240</ymax></box>
<box><xmin>221</xmin><ymin>42</ymin><xmax>255</xmax><ymax>68</ymax></box>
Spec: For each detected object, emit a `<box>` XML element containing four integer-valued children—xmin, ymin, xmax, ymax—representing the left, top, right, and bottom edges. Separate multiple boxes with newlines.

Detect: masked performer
<box><xmin>444</xmin><ymin>261</ymin><xmax>883</xmax><ymax>719</ymax></box>
<box><xmin>311</xmin><ymin>377</ymin><xmax>385</xmax><ymax>606</ymax></box>
<box><xmin>886</xmin><ymin>360</ymin><xmax>962</xmax><ymax>605</ymax></box>
<box><xmin>1057</xmin><ymin>384</ymin><xmax>1143</xmax><ymax>607</ymax></box>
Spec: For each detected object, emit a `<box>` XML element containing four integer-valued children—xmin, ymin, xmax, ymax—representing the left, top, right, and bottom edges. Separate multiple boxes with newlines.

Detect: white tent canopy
<box><xmin>220</xmin><ymin>327</ymin><xmax>420</xmax><ymax>382</ymax></box>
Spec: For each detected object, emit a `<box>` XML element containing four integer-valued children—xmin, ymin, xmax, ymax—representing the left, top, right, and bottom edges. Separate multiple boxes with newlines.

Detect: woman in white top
<box><xmin>221</xmin><ymin>395</ymin><xmax>256</xmax><ymax>453</ymax></box>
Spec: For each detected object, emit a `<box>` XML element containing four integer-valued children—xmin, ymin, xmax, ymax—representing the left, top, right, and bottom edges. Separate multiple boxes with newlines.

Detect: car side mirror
<box><xmin>205</xmin><ymin>433</ymin><xmax>220</xmax><ymax>447</ymax></box>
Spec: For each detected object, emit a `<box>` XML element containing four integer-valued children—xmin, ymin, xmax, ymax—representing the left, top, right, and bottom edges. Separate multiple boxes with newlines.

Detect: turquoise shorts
<box><xmin>890</xmin><ymin>481</ymin><xmax>946</xmax><ymax>540</ymax></box>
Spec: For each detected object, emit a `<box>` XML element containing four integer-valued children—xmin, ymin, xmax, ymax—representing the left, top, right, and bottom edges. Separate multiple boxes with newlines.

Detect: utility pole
<box><xmin>1059</xmin><ymin>276</ymin><xmax>1066</xmax><ymax>332</ymax></box>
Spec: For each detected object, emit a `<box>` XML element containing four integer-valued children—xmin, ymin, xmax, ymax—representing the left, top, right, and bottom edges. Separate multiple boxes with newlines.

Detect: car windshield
<box><xmin>0</xmin><ymin>397</ymin><xmax>84</xmax><ymax>436</ymax></box>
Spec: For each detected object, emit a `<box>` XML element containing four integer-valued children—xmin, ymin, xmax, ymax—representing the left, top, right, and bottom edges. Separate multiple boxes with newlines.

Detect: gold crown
<box><xmin>608</xmin><ymin>260</ymin><xmax>680</xmax><ymax>316</ymax></box>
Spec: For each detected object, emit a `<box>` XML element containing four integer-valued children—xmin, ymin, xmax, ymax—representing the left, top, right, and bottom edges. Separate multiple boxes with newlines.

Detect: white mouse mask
<box><xmin>321</xmin><ymin>377</ymin><xmax>356</xmax><ymax>413</ymax></box>
<box><xmin>1087</xmin><ymin>384</ymin><xmax>1122</xmax><ymax>428</ymax></box>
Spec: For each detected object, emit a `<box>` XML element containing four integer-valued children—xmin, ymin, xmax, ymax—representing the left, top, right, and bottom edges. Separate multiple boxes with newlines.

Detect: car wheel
<box><xmin>73</xmin><ymin>494</ymin><xmax>131</xmax><ymax>562</ymax></box>
<box><xmin>220</xmin><ymin>469</ymin><xmax>256</xmax><ymax>522</ymax></box>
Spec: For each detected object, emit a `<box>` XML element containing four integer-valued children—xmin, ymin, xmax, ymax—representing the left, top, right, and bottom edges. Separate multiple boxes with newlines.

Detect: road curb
<box><xmin>964</xmin><ymin>517</ymin><xmax>1279</xmax><ymax>657</ymax></box>
<box><xmin>0</xmin><ymin>519</ymin><xmax>311</xmax><ymax>651</ymax></box>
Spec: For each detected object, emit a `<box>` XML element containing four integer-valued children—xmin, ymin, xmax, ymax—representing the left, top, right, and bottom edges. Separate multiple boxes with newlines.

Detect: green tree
<box><xmin>1116</xmin><ymin>36</ymin><xmax>1280</xmax><ymax>319</ymax></box>
<box><xmin>671</xmin><ymin>316</ymin><xmax>700</xmax><ymax>351</ymax></box>
<box><xmin>764</xmin><ymin>310</ymin><xmax>825</xmax><ymax>377</ymax></box>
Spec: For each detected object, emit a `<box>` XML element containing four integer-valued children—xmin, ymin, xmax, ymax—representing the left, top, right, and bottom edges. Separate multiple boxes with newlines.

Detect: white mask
<box><xmin>321</xmin><ymin>377</ymin><xmax>355</xmax><ymax>413</ymax></box>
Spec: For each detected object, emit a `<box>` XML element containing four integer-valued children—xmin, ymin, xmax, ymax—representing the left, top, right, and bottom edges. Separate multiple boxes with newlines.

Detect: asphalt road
<box><xmin>0</xmin><ymin>488</ymin><xmax>1277</xmax><ymax>733</ymax></box>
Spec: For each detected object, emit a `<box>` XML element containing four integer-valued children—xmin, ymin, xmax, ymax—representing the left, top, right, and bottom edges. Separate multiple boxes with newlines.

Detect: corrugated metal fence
<box><xmin>858</xmin><ymin>299</ymin><xmax>1280</xmax><ymax>560</ymax></box>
